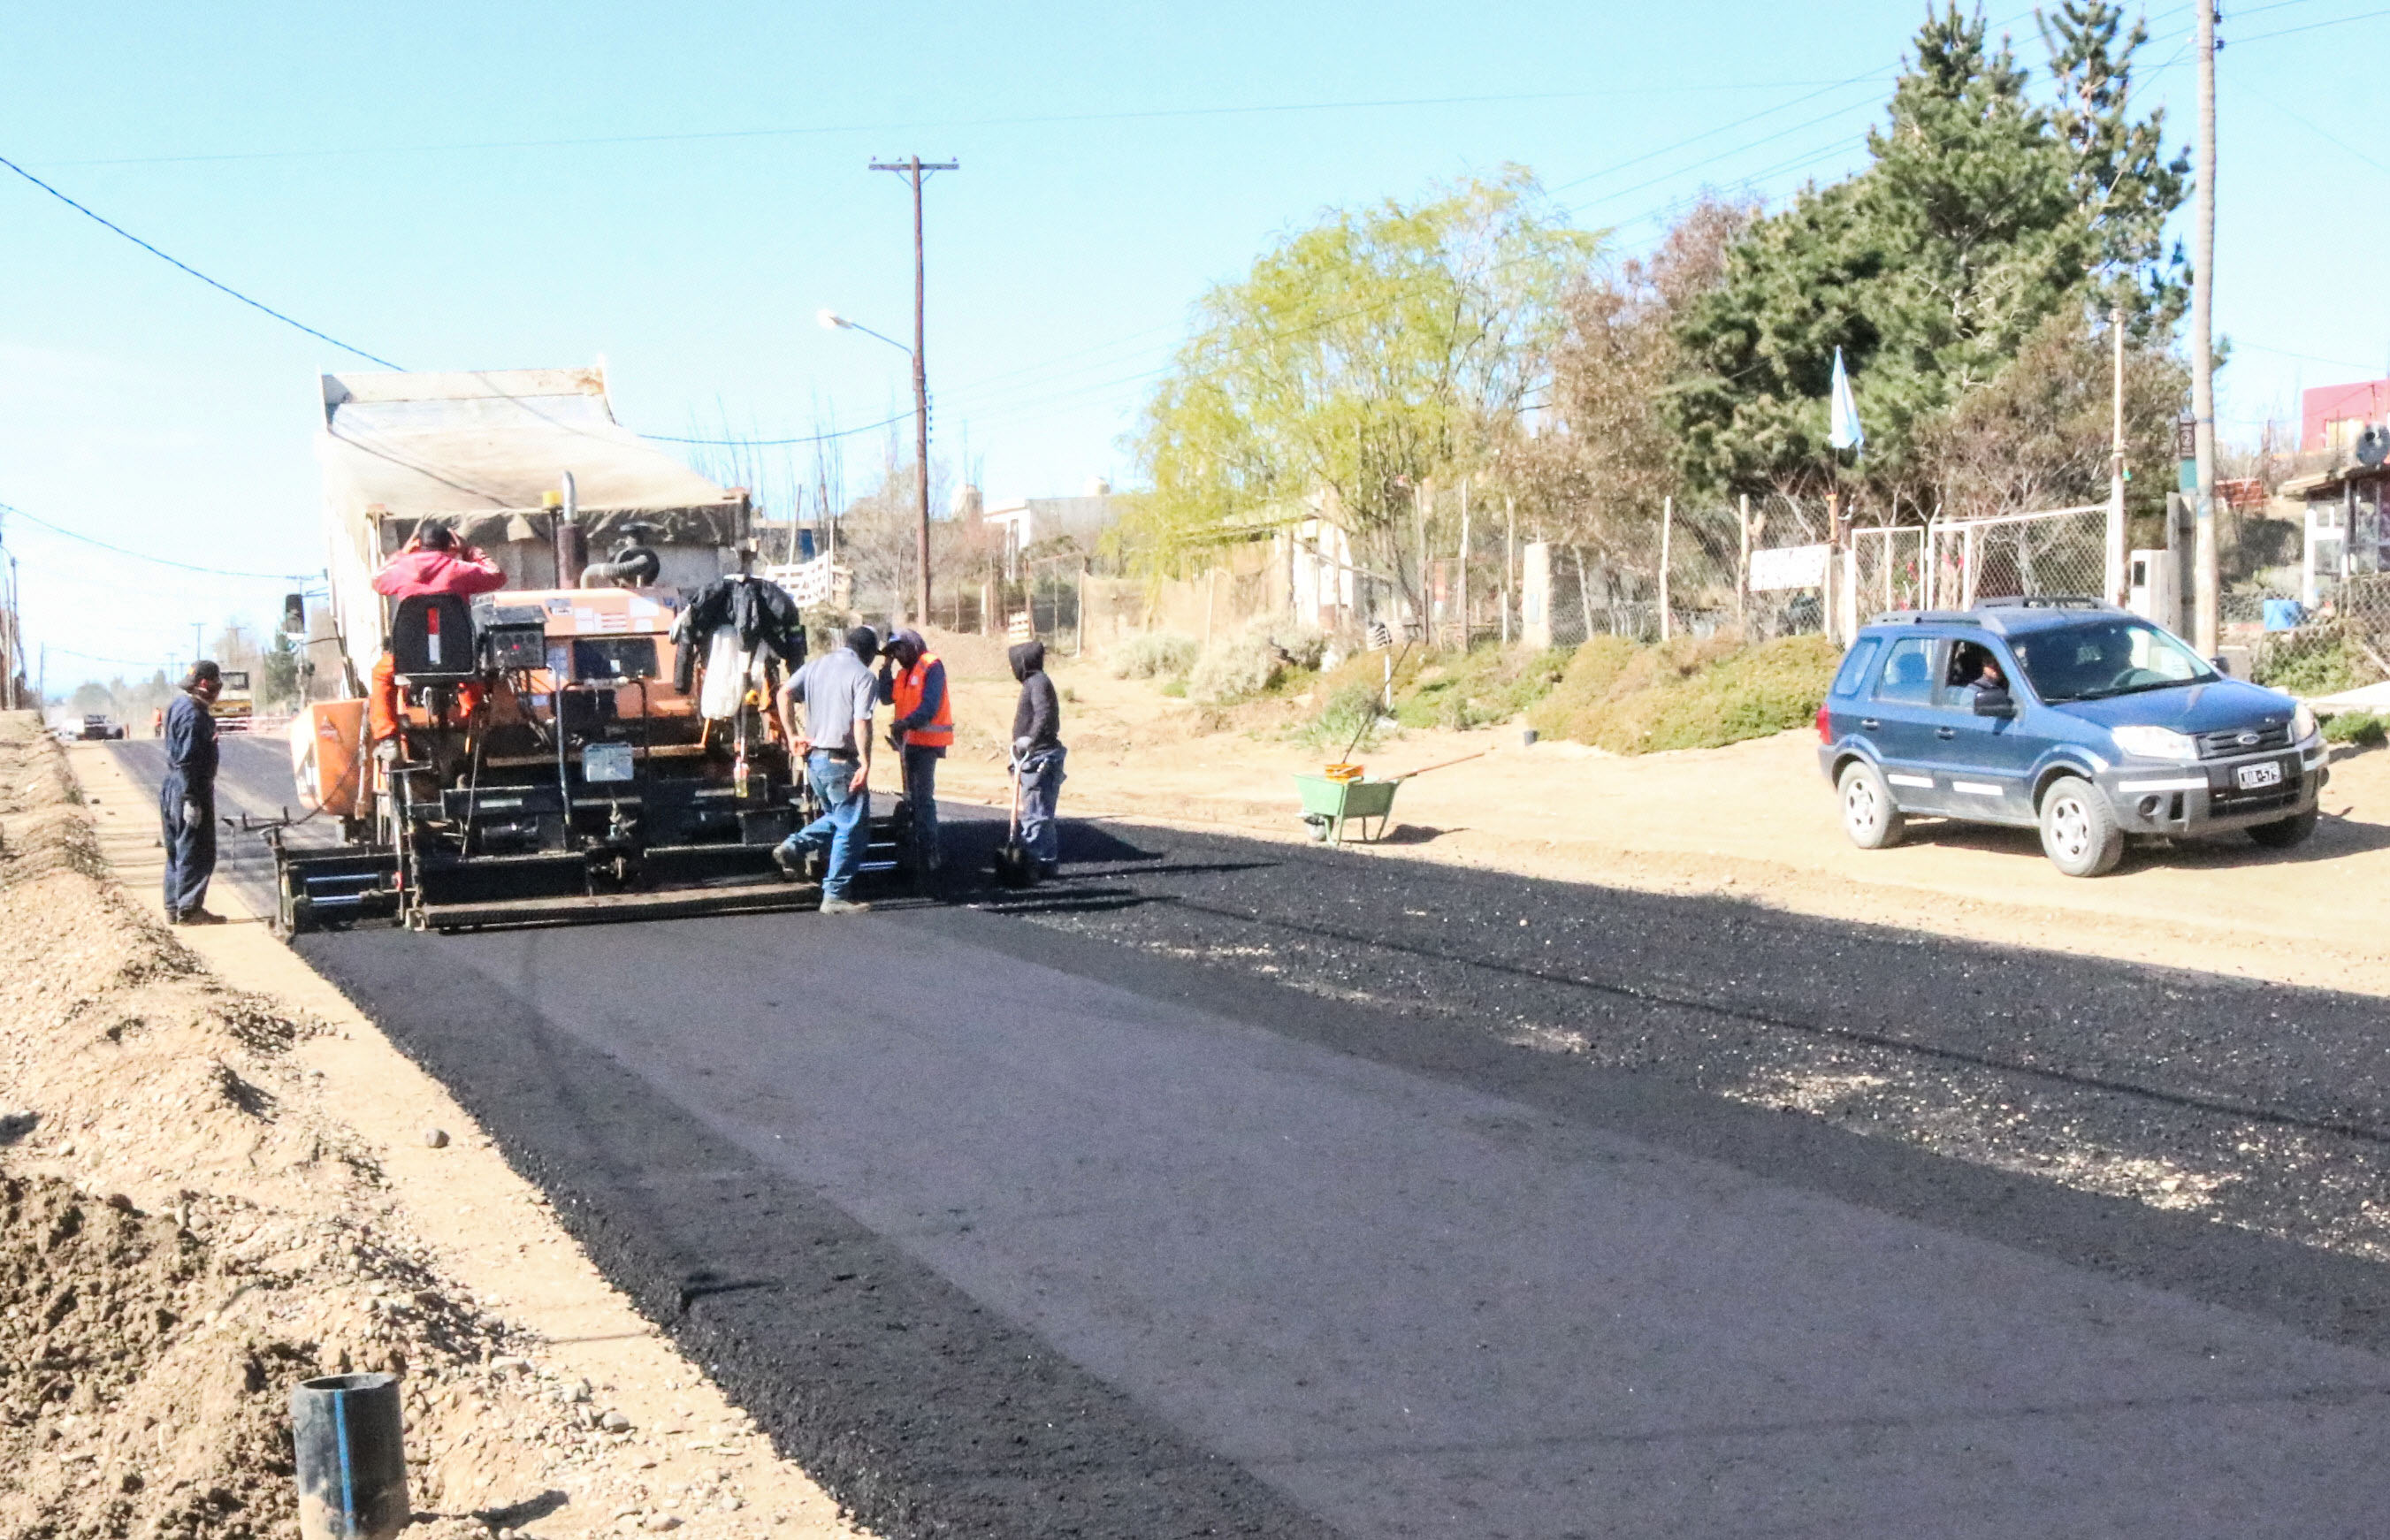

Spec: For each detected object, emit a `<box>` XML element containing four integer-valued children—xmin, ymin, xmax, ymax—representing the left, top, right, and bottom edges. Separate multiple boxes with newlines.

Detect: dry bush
<box><xmin>1529</xmin><ymin>634</ymin><xmax>1839</xmax><ymax>753</ymax></box>
<box><xmin>1109</xmin><ymin>633</ymin><xmax>1200</xmax><ymax>680</ymax></box>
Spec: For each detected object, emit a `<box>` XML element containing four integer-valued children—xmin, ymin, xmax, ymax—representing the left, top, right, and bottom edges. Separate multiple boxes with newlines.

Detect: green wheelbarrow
<box><xmin>1294</xmin><ymin>773</ymin><xmax>1401</xmax><ymax>848</ymax></box>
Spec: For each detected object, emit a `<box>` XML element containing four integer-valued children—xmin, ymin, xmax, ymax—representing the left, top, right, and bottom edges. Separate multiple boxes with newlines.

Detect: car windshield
<box><xmin>2010</xmin><ymin>619</ymin><xmax>2215</xmax><ymax>704</ymax></box>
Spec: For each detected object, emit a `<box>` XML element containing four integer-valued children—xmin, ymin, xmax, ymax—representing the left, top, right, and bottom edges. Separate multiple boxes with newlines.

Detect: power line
<box><xmin>0</xmin><ymin>499</ymin><xmax>316</xmax><ymax>580</ymax></box>
<box><xmin>0</xmin><ymin>153</ymin><xmax>403</xmax><ymax>370</ymax></box>
<box><xmin>34</xmin><ymin>79</ymin><xmax>1900</xmax><ymax>171</ymax></box>
<box><xmin>640</xmin><ymin>408</ymin><xmax>917</xmax><ymax>447</ymax></box>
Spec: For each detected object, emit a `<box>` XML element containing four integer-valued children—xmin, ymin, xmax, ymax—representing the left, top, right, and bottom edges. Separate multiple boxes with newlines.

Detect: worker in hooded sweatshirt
<box><xmin>367</xmin><ymin>522</ymin><xmax>508</xmax><ymax>743</ymax></box>
<box><xmin>1007</xmin><ymin>639</ymin><xmax>1065</xmax><ymax>877</ymax></box>
<box><xmin>876</xmin><ymin>628</ymin><xmax>951</xmax><ymax>873</ymax></box>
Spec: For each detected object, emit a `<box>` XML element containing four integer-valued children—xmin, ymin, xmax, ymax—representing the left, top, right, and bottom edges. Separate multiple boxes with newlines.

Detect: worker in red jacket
<box><xmin>368</xmin><ymin>523</ymin><xmax>508</xmax><ymax>741</ymax></box>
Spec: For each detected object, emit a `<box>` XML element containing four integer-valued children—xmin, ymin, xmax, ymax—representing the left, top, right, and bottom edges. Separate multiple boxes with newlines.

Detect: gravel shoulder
<box><xmin>16</xmin><ymin>728</ymin><xmax>862</xmax><ymax>1540</ymax></box>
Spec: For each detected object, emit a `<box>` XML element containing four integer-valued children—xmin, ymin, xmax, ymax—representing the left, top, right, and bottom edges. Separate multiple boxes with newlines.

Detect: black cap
<box><xmin>845</xmin><ymin>626</ymin><xmax>879</xmax><ymax>661</ymax></box>
<box><xmin>185</xmin><ymin>659</ymin><xmax>221</xmax><ymax>688</ymax></box>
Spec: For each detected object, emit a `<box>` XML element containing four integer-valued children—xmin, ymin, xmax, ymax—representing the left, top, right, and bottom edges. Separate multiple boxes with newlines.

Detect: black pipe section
<box><xmin>291</xmin><ymin>1372</ymin><xmax>409</xmax><ymax>1540</ymax></box>
<box><xmin>579</xmin><ymin>541</ymin><xmax>660</xmax><ymax>588</ymax></box>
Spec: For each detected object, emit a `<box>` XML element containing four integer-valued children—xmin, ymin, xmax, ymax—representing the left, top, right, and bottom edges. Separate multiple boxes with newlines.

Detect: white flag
<box><xmin>1829</xmin><ymin>346</ymin><xmax>1865</xmax><ymax>454</ymax></box>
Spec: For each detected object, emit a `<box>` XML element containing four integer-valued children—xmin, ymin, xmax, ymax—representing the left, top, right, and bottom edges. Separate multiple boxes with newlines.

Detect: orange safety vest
<box><xmin>891</xmin><ymin>653</ymin><xmax>954</xmax><ymax>749</ymax></box>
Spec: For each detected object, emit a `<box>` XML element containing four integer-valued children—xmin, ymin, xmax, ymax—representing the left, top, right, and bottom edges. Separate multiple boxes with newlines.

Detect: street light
<box><xmin>821</xmin><ymin>305</ymin><xmax>930</xmax><ymax>618</ymax></box>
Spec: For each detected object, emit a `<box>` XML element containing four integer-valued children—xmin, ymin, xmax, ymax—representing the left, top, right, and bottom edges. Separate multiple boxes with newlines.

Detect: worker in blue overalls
<box><xmin>160</xmin><ymin>660</ymin><xmax>225</xmax><ymax>926</ymax></box>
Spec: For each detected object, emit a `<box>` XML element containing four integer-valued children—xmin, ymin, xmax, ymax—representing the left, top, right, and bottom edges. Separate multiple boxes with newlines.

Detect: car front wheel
<box><xmin>1837</xmin><ymin>760</ymin><xmax>1906</xmax><ymax>850</ymax></box>
<box><xmin>2246</xmin><ymin>807</ymin><xmax>2317</xmax><ymax>850</ymax></box>
<box><xmin>2038</xmin><ymin>776</ymin><xmax>2124</xmax><ymax>877</ymax></box>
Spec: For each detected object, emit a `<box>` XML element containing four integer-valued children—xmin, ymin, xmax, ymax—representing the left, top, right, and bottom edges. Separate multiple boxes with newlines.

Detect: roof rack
<box><xmin>1974</xmin><ymin>595</ymin><xmax>2115</xmax><ymax>611</ymax></box>
<box><xmin>1864</xmin><ymin>609</ymin><xmax>1981</xmax><ymax>627</ymax></box>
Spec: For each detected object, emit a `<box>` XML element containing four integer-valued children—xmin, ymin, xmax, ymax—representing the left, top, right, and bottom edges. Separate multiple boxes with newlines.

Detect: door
<box><xmin>1863</xmin><ymin>634</ymin><xmax>1947</xmax><ymax>812</ymax></box>
<box><xmin>1920</xmin><ymin>638</ymin><xmax>2035</xmax><ymax>822</ymax></box>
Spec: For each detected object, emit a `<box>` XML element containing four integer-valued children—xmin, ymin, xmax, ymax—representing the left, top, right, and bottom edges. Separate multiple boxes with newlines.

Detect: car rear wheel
<box><xmin>2038</xmin><ymin>775</ymin><xmax>2123</xmax><ymax>877</ymax></box>
<box><xmin>1837</xmin><ymin>760</ymin><xmax>1906</xmax><ymax>850</ymax></box>
<box><xmin>2246</xmin><ymin>807</ymin><xmax>2317</xmax><ymax>850</ymax></box>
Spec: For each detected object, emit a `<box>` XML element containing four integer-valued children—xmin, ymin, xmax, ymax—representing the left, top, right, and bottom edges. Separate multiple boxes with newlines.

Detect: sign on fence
<box><xmin>1748</xmin><ymin>543</ymin><xmax>1830</xmax><ymax>591</ymax></box>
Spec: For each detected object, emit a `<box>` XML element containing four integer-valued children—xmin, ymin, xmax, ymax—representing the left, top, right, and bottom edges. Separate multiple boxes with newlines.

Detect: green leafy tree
<box><xmin>260</xmin><ymin>628</ymin><xmax>303</xmax><ymax>709</ymax></box>
<box><xmin>1131</xmin><ymin>170</ymin><xmax>1599</xmax><ymax>610</ymax></box>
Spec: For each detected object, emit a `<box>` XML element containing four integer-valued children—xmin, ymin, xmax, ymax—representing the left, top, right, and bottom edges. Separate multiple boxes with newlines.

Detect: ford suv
<box><xmin>1817</xmin><ymin>598</ymin><xmax>2325</xmax><ymax>876</ymax></box>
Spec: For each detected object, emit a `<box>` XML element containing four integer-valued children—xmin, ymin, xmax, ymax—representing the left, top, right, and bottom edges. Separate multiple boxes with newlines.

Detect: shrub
<box><xmin>1530</xmin><ymin>633</ymin><xmax>1841</xmax><ymax>754</ymax></box>
<box><xmin>1394</xmin><ymin>644</ymin><xmax>1571</xmax><ymax>731</ymax></box>
<box><xmin>1110</xmin><ymin>632</ymin><xmax>1200</xmax><ymax>680</ymax></box>
<box><xmin>2325</xmin><ymin>710</ymin><xmax>2387</xmax><ymax>748</ymax></box>
<box><xmin>2255</xmin><ymin>625</ymin><xmax>2379</xmax><ymax>698</ymax></box>
<box><xmin>1188</xmin><ymin>628</ymin><xmax>1284</xmax><ymax>704</ymax></box>
<box><xmin>1294</xmin><ymin>682</ymin><xmax>1390</xmax><ymax>754</ymax></box>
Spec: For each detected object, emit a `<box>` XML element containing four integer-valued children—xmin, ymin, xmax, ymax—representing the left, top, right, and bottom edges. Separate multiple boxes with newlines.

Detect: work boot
<box><xmin>818</xmin><ymin>896</ymin><xmax>872</xmax><ymax>916</ymax></box>
<box><xmin>770</xmin><ymin>842</ymin><xmax>804</xmax><ymax>883</ymax></box>
<box><xmin>174</xmin><ymin>907</ymin><xmax>228</xmax><ymax>926</ymax></box>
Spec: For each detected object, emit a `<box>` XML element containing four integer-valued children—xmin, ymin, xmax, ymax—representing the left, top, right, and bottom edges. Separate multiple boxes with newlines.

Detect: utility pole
<box><xmin>870</xmin><ymin>156</ymin><xmax>958</xmax><ymax>627</ymax></box>
<box><xmin>2107</xmin><ymin>304</ymin><xmax>2128</xmax><ymax>606</ymax></box>
<box><xmin>2190</xmin><ymin>2</ymin><xmax>2220</xmax><ymax>655</ymax></box>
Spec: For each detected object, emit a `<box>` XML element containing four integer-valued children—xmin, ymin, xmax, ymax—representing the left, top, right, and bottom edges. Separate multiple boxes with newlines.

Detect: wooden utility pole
<box><xmin>1503</xmin><ymin>496</ymin><xmax>1516</xmax><ymax>645</ymax></box>
<box><xmin>2189</xmin><ymin>8</ymin><xmax>2220</xmax><ymax>654</ymax></box>
<box><xmin>870</xmin><ymin>156</ymin><xmax>958</xmax><ymax>626</ymax></box>
<box><xmin>1413</xmin><ymin>478</ymin><xmax>1432</xmax><ymax>639</ymax></box>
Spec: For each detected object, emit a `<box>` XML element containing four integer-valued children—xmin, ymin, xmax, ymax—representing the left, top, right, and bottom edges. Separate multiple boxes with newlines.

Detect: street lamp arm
<box><xmin>822</xmin><ymin>312</ymin><xmax>914</xmax><ymax>360</ymax></box>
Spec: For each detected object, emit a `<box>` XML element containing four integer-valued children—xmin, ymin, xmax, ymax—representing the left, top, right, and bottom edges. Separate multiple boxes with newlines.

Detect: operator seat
<box><xmin>388</xmin><ymin>593</ymin><xmax>479</xmax><ymax>686</ymax></box>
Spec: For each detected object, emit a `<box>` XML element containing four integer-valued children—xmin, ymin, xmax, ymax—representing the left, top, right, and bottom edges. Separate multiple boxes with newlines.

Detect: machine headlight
<box><xmin>2294</xmin><ymin>703</ymin><xmax>2319</xmax><ymax>743</ymax></box>
<box><xmin>2110</xmin><ymin>724</ymin><xmax>2199</xmax><ymax>763</ymax></box>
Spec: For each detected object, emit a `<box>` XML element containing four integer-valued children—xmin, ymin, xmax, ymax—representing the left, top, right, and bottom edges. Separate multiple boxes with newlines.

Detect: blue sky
<box><xmin>4</xmin><ymin>0</ymin><xmax>2386</xmax><ymax>687</ymax></box>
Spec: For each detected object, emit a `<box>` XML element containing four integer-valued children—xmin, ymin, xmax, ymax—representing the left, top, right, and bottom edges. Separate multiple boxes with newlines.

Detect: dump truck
<box><xmin>273</xmin><ymin>366</ymin><xmax>911</xmax><ymax>934</ymax></box>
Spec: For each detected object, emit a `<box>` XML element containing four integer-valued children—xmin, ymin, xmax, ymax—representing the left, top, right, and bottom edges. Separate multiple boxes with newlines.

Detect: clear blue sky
<box><xmin>4</xmin><ymin>0</ymin><xmax>2386</xmax><ymax>688</ymax></box>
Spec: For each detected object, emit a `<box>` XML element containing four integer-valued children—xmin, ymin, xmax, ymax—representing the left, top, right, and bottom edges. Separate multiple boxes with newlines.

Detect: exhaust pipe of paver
<box><xmin>551</xmin><ymin>471</ymin><xmax>587</xmax><ymax>587</ymax></box>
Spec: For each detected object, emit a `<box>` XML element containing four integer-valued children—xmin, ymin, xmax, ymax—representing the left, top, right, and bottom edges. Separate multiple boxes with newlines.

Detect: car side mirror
<box><xmin>1971</xmin><ymin>687</ymin><xmax>2017</xmax><ymax>719</ymax></box>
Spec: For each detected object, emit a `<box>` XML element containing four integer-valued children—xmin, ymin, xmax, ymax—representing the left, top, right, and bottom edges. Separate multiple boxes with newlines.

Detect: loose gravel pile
<box><xmin>0</xmin><ymin>717</ymin><xmax>775</xmax><ymax>1538</ymax></box>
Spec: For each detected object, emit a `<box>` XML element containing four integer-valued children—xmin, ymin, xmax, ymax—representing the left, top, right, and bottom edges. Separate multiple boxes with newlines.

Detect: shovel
<box><xmin>993</xmin><ymin>759</ymin><xmax>1037</xmax><ymax>888</ymax></box>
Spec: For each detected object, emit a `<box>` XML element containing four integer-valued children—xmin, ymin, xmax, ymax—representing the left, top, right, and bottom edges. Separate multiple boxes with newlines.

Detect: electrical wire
<box><xmin>0</xmin><ymin>153</ymin><xmax>403</xmax><ymax>370</ymax></box>
<box><xmin>0</xmin><ymin>499</ymin><xmax>317</xmax><ymax>580</ymax></box>
<box><xmin>639</xmin><ymin>408</ymin><xmax>917</xmax><ymax>447</ymax></box>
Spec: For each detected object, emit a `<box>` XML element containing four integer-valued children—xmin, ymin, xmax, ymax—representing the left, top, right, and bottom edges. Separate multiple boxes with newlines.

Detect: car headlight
<box><xmin>2110</xmin><ymin>724</ymin><xmax>2199</xmax><ymax>763</ymax></box>
<box><xmin>2294</xmin><ymin>703</ymin><xmax>2319</xmax><ymax>743</ymax></box>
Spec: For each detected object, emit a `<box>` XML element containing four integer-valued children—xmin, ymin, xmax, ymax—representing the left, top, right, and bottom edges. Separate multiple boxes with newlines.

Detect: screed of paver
<box><xmin>65</xmin><ymin>740</ymin><xmax>864</xmax><ymax>1540</ymax></box>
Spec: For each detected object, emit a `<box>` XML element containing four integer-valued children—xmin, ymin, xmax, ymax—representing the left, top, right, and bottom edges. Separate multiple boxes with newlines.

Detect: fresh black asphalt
<box><xmin>120</xmin><ymin>739</ymin><xmax>2390</xmax><ymax>1537</ymax></box>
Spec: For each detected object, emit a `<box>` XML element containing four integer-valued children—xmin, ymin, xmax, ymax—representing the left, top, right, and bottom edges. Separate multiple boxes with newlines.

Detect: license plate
<box><xmin>2234</xmin><ymin>760</ymin><xmax>2283</xmax><ymax>790</ymax></box>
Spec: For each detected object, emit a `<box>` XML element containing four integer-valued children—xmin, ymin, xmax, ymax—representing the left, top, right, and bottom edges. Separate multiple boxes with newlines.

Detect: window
<box><xmin>1938</xmin><ymin>641</ymin><xmax>2008</xmax><ymax>706</ymax></box>
<box><xmin>1831</xmin><ymin>637</ymin><xmax>1883</xmax><ymax>698</ymax></box>
<box><xmin>1875</xmin><ymin>637</ymin><xmax>1936</xmax><ymax>704</ymax></box>
<box><xmin>2010</xmin><ymin>620</ymin><xmax>2211</xmax><ymax>703</ymax></box>
<box><xmin>571</xmin><ymin>637</ymin><xmax>660</xmax><ymax>681</ymax></box>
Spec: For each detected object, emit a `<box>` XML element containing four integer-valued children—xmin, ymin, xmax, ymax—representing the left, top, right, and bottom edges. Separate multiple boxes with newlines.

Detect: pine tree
<box><xmin>2038</xmin><ymin>0</ymin><xmax>2190</xmax><ymax>328</ymax></box>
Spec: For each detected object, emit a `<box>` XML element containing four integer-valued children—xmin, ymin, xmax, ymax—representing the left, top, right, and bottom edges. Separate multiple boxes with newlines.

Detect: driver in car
<box><xmin>1950</xmin><ymin>641</ymin><xmax>2007</xmax><ymax>697</ymax></box>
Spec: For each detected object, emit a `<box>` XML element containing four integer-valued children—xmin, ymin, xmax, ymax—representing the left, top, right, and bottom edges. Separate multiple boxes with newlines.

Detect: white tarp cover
<box><xmin>318</xmin><ymin>367</ymin><xmax>741</xmax><ymax>554</ymax></box>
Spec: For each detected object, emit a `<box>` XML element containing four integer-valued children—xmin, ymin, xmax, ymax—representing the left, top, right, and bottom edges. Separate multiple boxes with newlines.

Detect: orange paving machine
<box><xmin>273</xmin><ymin>583</ymin><xmax>901</xmax><ymax>933</ymax></box>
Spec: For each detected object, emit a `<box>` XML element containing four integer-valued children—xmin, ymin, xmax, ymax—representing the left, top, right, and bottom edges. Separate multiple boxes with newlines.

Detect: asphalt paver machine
<box><xmin>275</xmin><ymin>583</ymin><xmax>911</xmax><ymax>933</ymax></box>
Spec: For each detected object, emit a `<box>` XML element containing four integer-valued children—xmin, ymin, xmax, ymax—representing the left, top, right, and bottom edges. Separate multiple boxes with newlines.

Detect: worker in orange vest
<box><xmin>877</xmin><ymin>628</ymin><xmax>951</xmax><ymax>873</ymax></box>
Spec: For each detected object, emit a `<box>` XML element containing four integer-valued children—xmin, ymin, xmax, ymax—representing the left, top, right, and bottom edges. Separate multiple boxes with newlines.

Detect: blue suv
<box><xmin>1818</xmin><ymin>599</ymin><xmax>2325</xmax><ymax>876</ymax></box>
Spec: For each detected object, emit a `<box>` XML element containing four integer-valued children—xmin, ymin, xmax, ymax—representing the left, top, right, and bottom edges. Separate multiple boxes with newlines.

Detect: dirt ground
<box><xmin>8</xmin><ymin>720</ymin><xmax>863</xmax><ymax>1540</ymax></box>
<box><xmin>918</xmin><ymin>629</ymin><xmax>2390</xmax><ymax>999</ymax></box>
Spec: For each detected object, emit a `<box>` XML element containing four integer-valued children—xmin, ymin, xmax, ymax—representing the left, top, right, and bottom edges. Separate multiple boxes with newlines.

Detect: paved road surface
<box><xmin>118</xmin><ymin>738</ymin><xmax>2390</xmax><ymax>1537</ymax></box>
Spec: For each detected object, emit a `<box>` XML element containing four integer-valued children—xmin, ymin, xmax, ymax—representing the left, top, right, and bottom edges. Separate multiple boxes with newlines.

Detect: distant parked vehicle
<box><xmin>1819</xmin><ymin>598</ymin><xmax>2325</xmax><ymax>877</ymax></box>
<box><xmin>78</xmin><ymin>714</ymin><xmax>126</xmax><ymax>741</ymax></box>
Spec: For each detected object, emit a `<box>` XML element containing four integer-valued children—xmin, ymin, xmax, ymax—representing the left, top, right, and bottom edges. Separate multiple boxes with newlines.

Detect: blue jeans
<box><xmin>1018</xmin><ymin>746</ymin><xmax>1065</xmax><ymax>865</ymax></box>
<box><xmin>780</xmin><ymin>751</ymin><xmax>869</xmax><ymax>899</ymax></box>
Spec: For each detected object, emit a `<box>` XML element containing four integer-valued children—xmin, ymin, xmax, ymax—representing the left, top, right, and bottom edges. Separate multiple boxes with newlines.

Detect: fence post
<box><xmin>1737</xmin><ymin>493</ymin><xmax>1751</xmax><ymax>629</ymax></box>
<box><xmin>1659</xmin><ymin>496</ymin><xmax>1674</xmax><ymax>643</ymax></box>
<box><xmin>1457</xmin><ymin>479</ymin><xmax>1471</xmax><ymax>652</ymax></box>
<box><xmin>1503</xmin><ymin>497</ymin><xmax>1516</xmax><ymax>645</ymax></box>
